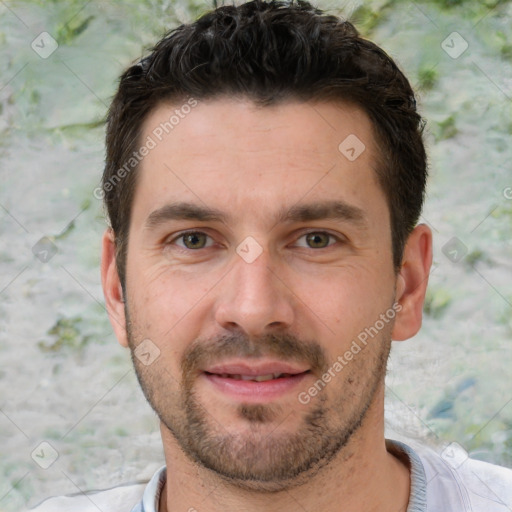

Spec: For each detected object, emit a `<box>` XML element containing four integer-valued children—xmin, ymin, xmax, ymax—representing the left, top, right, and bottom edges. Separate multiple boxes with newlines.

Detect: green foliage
<box><xmin>501</xmin><ymin>43</ymin><xmax>512</xmax><ymax>60</ymax></box>
<box><xmin>55</xmin><ymin>15</ymin><xmax>95</xmax><ymax>45</ymax></box>
<box><xmin>433</xmin><ymin>0</ymin><xmax>466</xmax><ymax>7</ymax></box>
<box><xmin>498</xmin><ymin>301</ymin><xmax>512</xmax><ymax>331</ymax></box>
<box><xmin>418</xmin><ymin>67</ymin><xmax>439</xmax><ymax>91</ymax></box>
<box><xmin>114</xmin><ymin>427</ymin><xmax>129</xmax><ymax>437</ymax></box>
<box><xmin>431</xmin><ymin>0</ymin><xmax>502</xmax><ymax>8</ymax></box>
<box><xmin>43</xmin><ymin>427</ymin><xmax>64</xmax><ymax>440</ymax></box>
<box><xmin>424</xmin><ymin>287</ymin><xmax>452</xmax><ymax>318</ymax></box>
<box><xmin>38</xmin><ymin>316</ymin><xmax>93</xmax><ymax>352</ymax></box>
<box><xmin>464</xmin><ymin>249</ymin><xmax>487</xmax><ymax>267</ymax></box>
<box><xmin>437</xmin><ymin>115</ymin><xmax>458</xmax><ymax>140</ymax></box>
<box><xmin>350</xmin><ymin>5</ymin><xmax>385</xmax><ymax>35</ymax></box>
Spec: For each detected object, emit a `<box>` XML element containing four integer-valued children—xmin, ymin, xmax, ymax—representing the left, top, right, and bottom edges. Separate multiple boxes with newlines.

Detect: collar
<box><xmin>139</xmin><ymin>439</ymin><xmax>427</xmax><ymax>512</ymax></box>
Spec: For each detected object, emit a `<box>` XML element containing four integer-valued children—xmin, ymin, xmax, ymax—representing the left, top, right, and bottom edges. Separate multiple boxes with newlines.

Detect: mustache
<box><xmin>181</xmin><ymin>331</ymin><xmax>329</xmax><ymax>380</ymax></box>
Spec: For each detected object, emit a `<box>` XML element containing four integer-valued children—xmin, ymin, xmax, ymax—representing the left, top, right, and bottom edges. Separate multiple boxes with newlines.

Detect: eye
<box><xmin>171</xmin><ymin>231</ymin><xmax>214</xmax><ymax>250</ymax></box>
<box><xmin>295</xmin><ymin>231</ymin><xmax>339</xmax><ymax>249</ymax></box>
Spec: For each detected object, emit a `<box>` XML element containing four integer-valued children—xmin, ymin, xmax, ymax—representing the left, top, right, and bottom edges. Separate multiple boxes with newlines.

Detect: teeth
<box><xmin>219</xmin><ymin>373</ymin><xmax>286</xmax><ymax>382</ymax></box>
<box><xmin>252</xmin><ymin>374</ymin><xmax>277</xmax><ymax>382</ymax></box>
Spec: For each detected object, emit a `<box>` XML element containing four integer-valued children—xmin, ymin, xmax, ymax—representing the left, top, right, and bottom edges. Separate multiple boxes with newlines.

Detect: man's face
<box><xmin>121</xmin><ymin>98</ymin><xmax>399</xmax><ymax>488</ymax></box>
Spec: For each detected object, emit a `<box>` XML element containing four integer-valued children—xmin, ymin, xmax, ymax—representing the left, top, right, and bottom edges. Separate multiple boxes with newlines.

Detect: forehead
<box><xmin>132</xmin><ymin>98</ymin><xmax>386</xmax><ymax>228</ymax></box>
<box><xmin>141</xmin><ymin>97</ymin><xmax>377</xmax><ymax>162</ymax></box>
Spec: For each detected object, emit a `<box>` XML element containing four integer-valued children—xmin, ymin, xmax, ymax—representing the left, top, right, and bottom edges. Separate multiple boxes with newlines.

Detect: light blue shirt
<box><xmin>30</xmin><ymin>439</ymin><xmax>512</xmax><ymax>511</ymax></box>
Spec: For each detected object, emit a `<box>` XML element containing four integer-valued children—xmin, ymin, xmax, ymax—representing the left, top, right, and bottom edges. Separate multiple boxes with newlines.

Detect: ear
<box><xmin>392</xmin><ymin>224</ymin><xmax>433</xmax><ymax>341</ymax></box>
<box><xmin>101</xmin><ymin>228</ymin><xmax>129</xmax><ymax>347</ymax></box>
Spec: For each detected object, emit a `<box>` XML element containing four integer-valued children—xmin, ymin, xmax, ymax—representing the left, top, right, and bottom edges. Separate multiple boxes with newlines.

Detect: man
<box><xmin>32</xmin><ymin>0</ymin><xmax>512</xmax><ymax>511</ymax></box>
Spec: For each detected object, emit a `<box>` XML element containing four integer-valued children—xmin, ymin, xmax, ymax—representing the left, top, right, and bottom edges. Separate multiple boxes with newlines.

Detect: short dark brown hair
<box><xmin>103</xmin><ymin>0</ymin><xmax>427</xmax><ymax>291</ymax></box>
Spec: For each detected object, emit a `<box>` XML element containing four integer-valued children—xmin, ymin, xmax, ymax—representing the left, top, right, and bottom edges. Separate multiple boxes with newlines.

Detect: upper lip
<box><xmin>203</xmin><ymin>360</ymin><xmax>310</xmax><ymax>376</ymax></box>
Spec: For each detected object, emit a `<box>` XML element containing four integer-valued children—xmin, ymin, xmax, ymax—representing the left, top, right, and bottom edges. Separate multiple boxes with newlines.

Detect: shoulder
<box><xmin>414</xmin><ymin>441</ymin><xmax>512</xmax><ymax>511</ymax></box>
<box><xmin>456</xmin><ymin>454</ymin><xmax>512</xmax><ymax>509</ymax></box>
<box><xmin>28</xmin><ymin>481</ymin><xmax>147</xmax><ymax>512</ymax></box>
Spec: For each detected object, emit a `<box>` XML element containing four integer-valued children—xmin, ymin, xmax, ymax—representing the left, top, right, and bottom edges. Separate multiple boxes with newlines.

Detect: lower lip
<box><xmin>202</xmin><ymin>372</ymin><xmax>310</xmax><ymax>402</ymax></box>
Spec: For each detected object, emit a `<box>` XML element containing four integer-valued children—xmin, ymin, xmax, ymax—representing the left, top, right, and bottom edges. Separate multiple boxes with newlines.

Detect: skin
<box><xmin>101</xmin><ymin>98</ymin><xmax>432</xmax><ymax>512</ymax></box>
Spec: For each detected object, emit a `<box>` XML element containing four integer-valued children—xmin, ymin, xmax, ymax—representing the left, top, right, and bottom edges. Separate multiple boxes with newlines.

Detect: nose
<box><xmin>214</xmin><ymin>247</ymin><xmax>295</xmax><ymax>337</ymax></box>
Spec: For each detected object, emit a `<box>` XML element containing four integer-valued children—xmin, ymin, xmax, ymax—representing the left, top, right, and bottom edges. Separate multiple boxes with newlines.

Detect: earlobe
<box><xmin>391</xmin><ymin>224</ymin><xmax>433</xmax><ymax>342</ymax></box>
<box><xmin>101</xmin><ymin>228</ymin><xmax>129</xmax><ymax>347</ymax></box>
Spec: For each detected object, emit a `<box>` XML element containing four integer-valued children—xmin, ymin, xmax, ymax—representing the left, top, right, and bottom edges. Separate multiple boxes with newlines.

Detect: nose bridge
<box><xmin>214</xmin><ymin>245</ymin><xmax>294</xmax><ymax>335</ymax></box>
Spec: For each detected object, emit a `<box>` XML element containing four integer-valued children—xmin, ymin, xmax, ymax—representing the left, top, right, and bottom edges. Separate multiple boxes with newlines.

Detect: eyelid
<box><xmin>166</xmin><ymin>230</ymin><xmax>215</xmax><ymax>249</ymax></box>
<box><xmin>292</xmin><ymin>230</ymin><xmax>343</xmax><ymax>249</ymax></box>
<box><xmin>165</xmin><ymin>229</ymin><xmax>345</xmax><ymax>250</ymax></box>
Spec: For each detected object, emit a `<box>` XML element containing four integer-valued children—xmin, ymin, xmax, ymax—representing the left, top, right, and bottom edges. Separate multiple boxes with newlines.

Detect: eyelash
<box><xmin>167</xmin><ymin>230</ymin><xmax>342</xmax><ymax>251</ymax></box>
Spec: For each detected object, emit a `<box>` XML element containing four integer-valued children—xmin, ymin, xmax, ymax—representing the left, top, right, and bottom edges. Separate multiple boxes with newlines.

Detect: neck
<box><xmin>158</xmin><ymin>385</ymin><xmax>410</xmax><ymax>512</ymax></box>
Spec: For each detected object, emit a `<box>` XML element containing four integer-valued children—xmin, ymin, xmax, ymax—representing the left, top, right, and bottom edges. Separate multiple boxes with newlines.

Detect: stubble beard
<box><xmin>126</xmin><ymin>306</ymin><xmax>392</xmax><ymax>492</ymax></box>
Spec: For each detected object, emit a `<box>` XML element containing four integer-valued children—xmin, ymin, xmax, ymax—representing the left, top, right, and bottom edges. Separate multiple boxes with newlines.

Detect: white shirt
<box><xmin>29</xmin><ymin>439</ymin><xmax>512</xmax><ymax>511</ymax></box>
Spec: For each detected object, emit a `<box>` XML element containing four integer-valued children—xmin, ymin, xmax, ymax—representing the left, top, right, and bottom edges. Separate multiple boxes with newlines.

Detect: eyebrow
<box><xmin>145</xmin><ymin>202</ymin><xmax>227</xmax><ymax>229</ymax></box>
<box><xmin>144</xmin><ymin>200</ymin><xmax>367</xmax><ymax>230</ymax></box>
<box><xmin>277</xmin><ymin>200</ymin><xmax>367</xmax><ymax>226</ymax></box>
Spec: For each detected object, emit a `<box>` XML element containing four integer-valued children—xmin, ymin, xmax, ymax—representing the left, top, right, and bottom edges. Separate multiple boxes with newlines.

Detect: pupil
<box><xmin>308</xmin><ymin>233</ymin><xmax>328</xmax><ymax>248</ymax></box>
<box><xmin>185</xmin><ymin>233</ymin><xmax>204</xmax><ymax>249</ymax></box>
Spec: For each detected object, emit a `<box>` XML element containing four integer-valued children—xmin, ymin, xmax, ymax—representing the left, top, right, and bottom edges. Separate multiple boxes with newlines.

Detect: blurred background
<box><xmin>0</xmin><ymin>0</ymin><xmax>511</xmax><ymax>510</ymax></box>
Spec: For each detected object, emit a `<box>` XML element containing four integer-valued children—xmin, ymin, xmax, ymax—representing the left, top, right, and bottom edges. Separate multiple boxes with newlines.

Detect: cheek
<box><xmin>293</xmin><ymin>264</ymin><xmax>395</xmax><ymax>353</ymax></box>
<box><xmin>132</xmin><ymin>262</ymin><xmax>186</xmax><ymax>307</ymax></box>
<box><xmin>296</xmin><ymin>261</ymin><xmax>387</xmax><ymax>311</ymax></box>
<box><xmin>128</xmin><ymin>263</ymin><xmax>217</xmax><ymax>340</ymax></box>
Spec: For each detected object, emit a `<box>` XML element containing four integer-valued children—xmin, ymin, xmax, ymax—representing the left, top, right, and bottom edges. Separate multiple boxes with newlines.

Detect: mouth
<box><xmin>200</xmin><ymin>361</ymin><xmax>312</xmax><ymax>402</ymax></box>
<box><xmin>204</xmin><ymin>372</ymin><xmax>305</xmax><ymax>382</ymax></box>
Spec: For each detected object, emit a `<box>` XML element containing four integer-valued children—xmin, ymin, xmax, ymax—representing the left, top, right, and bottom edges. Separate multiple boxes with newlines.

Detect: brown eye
<box><xmin>179</xmin><ymin>232</ymin><xmax>210</xmax><ymax>249</ymax></box>
<box><xmin>304</xmin><ymin>232</ymin><xmax>332</xmax><ymax>249</ymax></box>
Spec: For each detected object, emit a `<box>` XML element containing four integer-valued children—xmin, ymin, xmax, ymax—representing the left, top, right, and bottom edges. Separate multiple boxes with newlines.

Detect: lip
<box><xmin>204</xmin><ymin>360</ymin><xmax>310</xmax><ymax>376</ymax></box>
<box><xmin>201</xmin><ymin>359</ymin><xmax>311</xmax><ymax>402</ymax></box>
